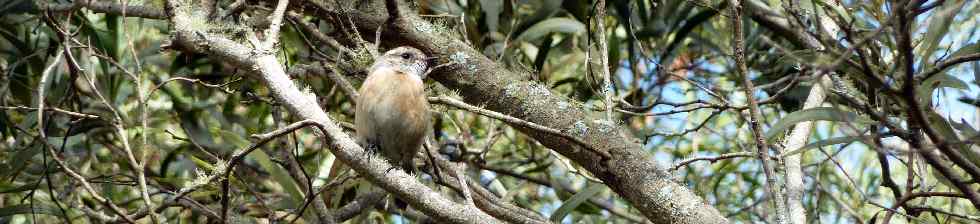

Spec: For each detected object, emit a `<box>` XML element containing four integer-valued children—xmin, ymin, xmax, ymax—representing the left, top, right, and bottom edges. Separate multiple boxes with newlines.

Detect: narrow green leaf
<box><xmin>215</xmin><ymin>128</ymin><xmax>251</xmax><ymax>149</ymax></box>
<box><xmin>918</xmin><ymin>0</ymin><xmax>967</xmax><ymax>68</ymax></box>
<box><xmin>950</xmin><ymin>119</ymin><xmax>978</xmax><ymax>138</ymax></box>
<box><xmin>780</xmin><ymin>135</ymin><xmax>870</xmax><ymax>158</ymax></box>
<box><xmin>251</xmin><ymin>149</ymin><xmax>304</xmax><ymax>207</ymax></box>
<box><xmin>949</xmin><ymin>42</ymin><xmax>979</xmax><ymax>59</ymax></box>
<box><xmin>0</xmin><ymin>204</ymin><xmax>60</xmax><ymax>218</ymax></box>
<box><xmin>549</xmin><ymin>183</ymin><xmax>605</xmax><ymax>222</ymax></box>
<box><xmin>662</xmin><ymin>5</ymin><xmax>723</xmax><ymax>63</ymax></box>
<box><xmin>516</xmin><ymin>18</ymin><xmax>586</xmax><ymax>42</ymax></box>
<box><xmin>766</xmin><ymin>107</ymin><xmax>873</xmax><ymax>140</ymax></box>
<box><xmin>2</xmin><ymin>144</ymin><xmax>38</xmax><ymax>179</ymax></box>
<box><xmin>189</xmin><ymin>155</ymin><xmax>216</xmax><ymax>172</ymax></box>
<box><xmin>480</xmin><ymin>0</ymin><xmax>503</xmax><ymax>33</ymax></box>
<box><xmin>925</xmin><ymin>111</ymin><xmax>980</xmax><ymax>167</ymax></box>
<box><xmin>0</xmin><ymin>183</ymin><xmax>36</xmax><ymax>194</ymax></box>
<box><xmin>918</xmin><ymin>73</ymin><xmax>968</xmax><ymax>104</ymax></box>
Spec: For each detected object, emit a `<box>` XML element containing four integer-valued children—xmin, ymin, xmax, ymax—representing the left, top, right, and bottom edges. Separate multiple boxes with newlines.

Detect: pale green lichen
<box><xmin>449</xmin><ymin>51</ymin><xmax>469</xmax><ymax>65</ymax></box>
<box><xmin>350</xmin><ymin>47</ymin><xmax>375</xmax><ymax>69</ymax></box>
<box><xmin>657</xmin><ymin>185</ymin><xmax>674</xmax><ymax>201</ymax></box>
<box><xmin>503</xmin><ymin>83</ymin><xmax>521</xmax><ymax>97</ymax></box>
<box><xmin>172</xmin><ymin>1</ymin><xmax>212</xmax><ymax>31</ymax></box>
<box><xmin>570</xmin><ymin>121</ymin><xmax>588</xmax><ymax>136</ymax></box>
<box><xmin>557</xmin><ymin>101</ymin><xmax>570</xmax><ymax>110</ymax></box>
<box><xmin>449</xmin><ymin>51</ymin><xmax>477</xmax><ymax>73</ymax></box>
<box><xmin>414</xmin><ymin>21</ymin><xmax>433</xmax><ymax>33</ymax></box>
<box><xmin>427</xmin><ymin>19</ymin><xmax>459</xmax><ymax>39</ymax></box>
<box><xmin>302</xmin><ymin>84</ymin><xmax>318</xmax><ymax>102</ymax></box>
<box><xmin>213</xmin><ymin>159</ymin><xmax>228</xmax><ymax>174</ymax></box>
<box><xmin>593</xmin><ymin>119</ymin><xmax>616</xmax><ymax>133</ymax></box>
<box><xmin>181</xmin><ymin>169</ymin><xmax>212</xmax><ymax>193</ymax></box>
<box><xmin>527</xmin><ymin>83</ymin><xmax>550</xmax><ymax>97</ymax></box>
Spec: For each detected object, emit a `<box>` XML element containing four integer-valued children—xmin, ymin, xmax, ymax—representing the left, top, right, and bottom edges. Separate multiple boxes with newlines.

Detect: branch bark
<box><xmin>780</xmin><ymin>77</ymin><xmax>828</xmax><ymax>224</ymax></box>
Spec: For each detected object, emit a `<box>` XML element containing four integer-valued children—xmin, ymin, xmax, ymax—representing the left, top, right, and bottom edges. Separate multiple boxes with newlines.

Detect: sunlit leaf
<box><xmin>251</xmin><ymin>149</ymin><xmax>304</xmax><ymax>207</ymax></box>
<box><xmin>516</xmin><ymin>18</ymin><xmax>586</xmax><ymax>42</ymax></box>
<box><xmin>0</xmin><ymin>204</ymin><xmax>63</xmax><ymax>218</ymax></box>
<box><xmin>780</xmin><ymin>135</ymin><xmax>870</xmax><ymax>158</ymax></box>
<box><xmin>549</xmin><ymin>183</ymin><xmax>605</xmax><ymax>222</ymax></box>
<box><xmin>766</xmin><ymin>107</ymin><xmax>874</xmax><ymax>140</ymax></box>
<box><xmin>925</xmin><ymin>111</ymin><xmax>980</xmax><ymax>166</ymax></box>
<box><xmin>918</xmin><ymin>0</ymin><xmax>967</xmax><ymax>68</ymax></box>
<box><xmin>480</xmin><ymin>0</ymin><xmax>503</xmax><ymax>33</ymax></box>
<box><xmin>918</xmin><ymin>73</ymin><xmax>968</xmax><ymax>104</ymax></box>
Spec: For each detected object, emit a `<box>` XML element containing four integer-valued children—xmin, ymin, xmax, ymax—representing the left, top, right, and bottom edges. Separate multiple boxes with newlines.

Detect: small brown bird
<box><xmin>355</xmin><ymin>46</ymin><xmax>431</xmax><ymax>171</ymax></box>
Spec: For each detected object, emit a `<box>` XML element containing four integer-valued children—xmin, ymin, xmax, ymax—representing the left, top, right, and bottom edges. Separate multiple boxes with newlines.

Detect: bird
<box><xmin>355</xmin><ymin>46</ymin><xmax>432</xmax><ymax>172</ymax></box>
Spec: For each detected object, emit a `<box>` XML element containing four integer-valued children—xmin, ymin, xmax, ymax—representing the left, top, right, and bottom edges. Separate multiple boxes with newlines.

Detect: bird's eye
<box><xmin>401</xmin><ymin>53</ymin><xmax>412</xmax><ymax>59</ymax></box>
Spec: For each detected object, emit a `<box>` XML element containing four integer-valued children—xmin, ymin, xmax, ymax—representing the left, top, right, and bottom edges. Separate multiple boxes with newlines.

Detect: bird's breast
<box><xmin>356</xmin><ymin>69</ymin><xmax>430</xmax><ymax>144</ymax></box>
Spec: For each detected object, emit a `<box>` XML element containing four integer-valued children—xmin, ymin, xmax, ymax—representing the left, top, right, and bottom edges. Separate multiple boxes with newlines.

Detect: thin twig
<box><xmin>37</xmin><ymin>51</ymin><xmax>137</xmax><ymax>224</ymax></box>
<box><xmin>78</xmin><ymin>51</ymin><xmax>156</xmax><ymax>222</ymax></box>
<box><xmin>670</xmin><ymin>152</ymin><xmax>756</xmax><ymax>171</ymax></box>
<box><xmin>0</xmin><ymin>106</ymin><xmax>99</xmax><ymax>119</ymax></box>
<box><xmin>595</xmin><ymin>0</ymin><xmax>615</xmax><ymax>121</ymax></box>
<box><xmin>263</xmin><ymin>0</ymin><xmax>290</xmax><ymax>50</ymax></box>
<box><xmin>730</xmin><ymin>0</ymin><xmax>788</xmax><ymax>223</ymax></box>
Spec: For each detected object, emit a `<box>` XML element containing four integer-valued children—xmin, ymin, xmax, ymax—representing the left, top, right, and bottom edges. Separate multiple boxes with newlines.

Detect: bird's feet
<box><xmin>363</xmin><ymin>138</ymin><xmax>381</xmax><ymax>159</ymax></box>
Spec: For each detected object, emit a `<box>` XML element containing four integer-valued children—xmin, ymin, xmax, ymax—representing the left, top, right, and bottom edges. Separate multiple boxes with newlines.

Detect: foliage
<box><xmin>0</xmin><ymin>0</ymin><xmax>978</xmax><ymax>223</ymax></box>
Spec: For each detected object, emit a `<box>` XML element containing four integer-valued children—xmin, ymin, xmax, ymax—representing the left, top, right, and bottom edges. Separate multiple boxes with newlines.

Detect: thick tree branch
<box><xmin>780</xmin><ymin>77</ymin><xmax>828</xmax><ymax>224</ymax></box>
<box><xmin>44</xmin><ymin>1</ymin><xmax>165</xmax><ymax>19</ymax></box>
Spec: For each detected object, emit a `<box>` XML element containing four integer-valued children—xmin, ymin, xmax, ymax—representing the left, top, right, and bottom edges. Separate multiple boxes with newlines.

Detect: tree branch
<box><xmin>44</xmin><ymin>0</ymin><xmax>165</xmax><ymax>19</ymax></box>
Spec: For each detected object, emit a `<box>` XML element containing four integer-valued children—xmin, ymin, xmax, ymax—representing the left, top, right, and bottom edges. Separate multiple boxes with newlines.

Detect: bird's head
<box><xmin>372</xmin><ymin>46</ymin><xmax>431</xmax><ymax>80</ymax></box>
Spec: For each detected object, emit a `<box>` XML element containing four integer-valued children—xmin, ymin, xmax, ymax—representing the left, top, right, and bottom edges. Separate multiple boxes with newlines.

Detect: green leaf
<box><xmin>925</xmin><ymin>111</ymin><xmax>980</xmax><ymax>167</ymax></box>
<box><xmin>480</xmin><ymin>0</ymin><xmax>503</xmax><ymax>33</ymax></box>
<box><xmin>189</xmin><ymin>155</ymin><xmax>216</xmax><ymax>172</ymax></box>
<box><xmin>2</xmin><ymin>143</ymin><xmax>39</xmax><ymax>179</ymax></box>
<box><xmin>918</xmin><ymin>0</ymin><xmax>967</xmax><ymax>68</ymax></box>
<box><xmin>918</xmin><ymin>73</ymin><xmax>968</xmax><ymax>104</ymax></box>
<box><xmin>0</xmin><ymin>183</ymin><xmax>36</xmax><ymax>194</ymax></box>
<box><xmin>950</xmin><ymin>119</ymin><xmax>978</xmax><ymax>138</ymax></box>
<box><xmin>516</xmin><ymin>18</ymin><xmax>586</xmax><ymax>42</ymax></box>
<box><xmin>251</xmin><ymin>149</ymin><xmax>304</xmax><ymax>207</ymax></box>
<box><xmin>215</xmin><ymin>128</ymin><xmax>250</xmax><ymax>148</ymax></box>
<box><xmin>766</xmin><ymin>107</ymin><xmax>873</xmax><ymax>140</ymax></box>
<box><xmin>549</xmin><ymin>183</ymin><xmax>605</xmax><ymax>222</ymax></box>
<box><xmin>0</xmin><ymin>204</ymin><xmax>62</xmax><ymax>218</ymax></box>
<box><xmin>949</xmin><ymin>42</ymin><xmax>979</xmax><ymax>59</ymax></box>
<box><xmin>661</xmin><ymin>4</ymin><xmax>723</xmax><ymax>63</ymax></box>
<box><xmin>973</xmin><ymin>61</ymin><xmax>979</xmax><ymax>85</ymax></box>
<box><xmin>780</xmin><ymin>135</ymin><xmax>870</xmax><ymax>158</ymax></box>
